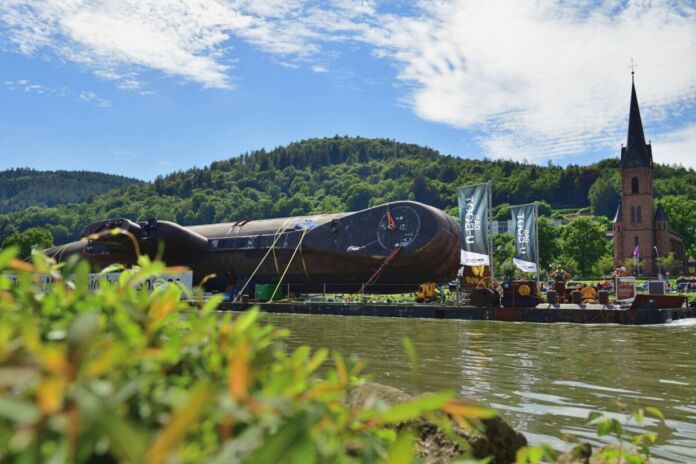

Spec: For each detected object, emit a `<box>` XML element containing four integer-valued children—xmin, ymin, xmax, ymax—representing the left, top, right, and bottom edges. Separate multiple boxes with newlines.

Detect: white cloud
<box><xmin>0</xmin><ymin>0</ymin><xmax>376</xmax><ymax>88</ymax></box>
<box><xmin>4</xmin><ymin>78</ymin><xmax>70</xmax><ymax>97</ymax></box>
<box><xmin>1</xmin><ymin>0</ymin><xmax>251</xmax><ymax>89</ymax></box>
<box><xmin>653</xmin><ymin>124</ymin><xmax>696</xmax><ymax>169</ymax></box>
<box><xmin>364</xmin><ymin>1</ymin><xmax>696</xmax><ymax>161</ymax></box>
<box><xmin>1</xmin><ymin>0</ymin><xmax>695</xmax><ymax>164</ymax></box>
<box><xmin>79</xmin><ymin>90</ymin><xmax>111</xmax><ymax>107</ymax></box>
<box><xmin>5</xmin><ymin>79</ymin><xmax>110</xmax><ymax>106</ymax></box>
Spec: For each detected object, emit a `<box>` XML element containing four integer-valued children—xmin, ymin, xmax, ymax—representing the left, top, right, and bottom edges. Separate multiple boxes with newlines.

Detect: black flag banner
<box><xmin>458</xmin><ymin>182</ymin><xmax>491</xmax><ymax>266</ymax></box>
<box><xmin>510</xmin><ymin>203</ymin><xmax>538</xmax><ymax>273</ymax></box>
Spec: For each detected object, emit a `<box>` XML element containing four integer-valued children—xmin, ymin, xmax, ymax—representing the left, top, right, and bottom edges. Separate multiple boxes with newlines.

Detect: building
<box><xmin>612</xmin><ymin>76</ymin><xmax>686</xmax><ymax>276</ymax></box>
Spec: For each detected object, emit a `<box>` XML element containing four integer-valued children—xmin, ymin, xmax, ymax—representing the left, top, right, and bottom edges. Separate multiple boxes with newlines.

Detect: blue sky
<box><xmin>1</xmin><ymin>1</ymin><xmax>695</xmax><ymax>180</ymax></box>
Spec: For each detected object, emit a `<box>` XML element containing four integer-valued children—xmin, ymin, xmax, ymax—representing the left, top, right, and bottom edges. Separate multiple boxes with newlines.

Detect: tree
<box><xmin>345</xmin><ymin>182</ymin><xmax>375</xmax><ymax>211</ymax></box>
<box><xmin>561</xmin><ymin>217</ymin><xmax>610</xmax><ymax>277</ymax></box>
<box><xmin>538</xmin><ymin>217</ymin><xmax>561</xmax><ymax>270</ymax></box>
<box><xmin>593</xmin><ymin>255</ymin><xmax>615</xmax><ymax>277</ymax></box>
<box><xmin>2</xmin><ymin>227</ymin><xmax>53</xmax><ymax>257</ymax></box>
<box><xmin>493</xmin><ymin>233</ymin><xmax>515</xmax><ymax>274</ymax></box>
<box><xmin>588</xmin><ymin>177</ymin><xmax>620</xmax><ymax>218</ymax></box>
<box><xmin>656</xmin><ymin>252</ymin><xmax>680</xmax><ymax>277</ymax></box>
<box><xmin>658</xmin><ymin>195</ymin><xmax>696</xmax><ymax>259</ymax></box>
<box><xmin>536</xmin><ymin>200</ymin><xmax>552</xmax><ymax>217</ymax></box>
<box><xmin>493</xmin><ymin>203</ymin><xmax>511</xmax><ymax>221</ymax></box>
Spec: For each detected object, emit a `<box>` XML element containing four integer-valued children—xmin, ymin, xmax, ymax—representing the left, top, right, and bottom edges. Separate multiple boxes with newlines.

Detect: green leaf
<box><xmin>234</xmin><ymin>307</ymin><xmax>260</xmax><ymax>334</ymax></box>
<box><xmin>596</xmin><ymin>419</ymin><xmax>613</xmax><ymax>436</ymax></box>
<box><xmin>292</xmin><ymin>345</ymin><xmax>311</xmax><ymax>366</ymax></box>
<box><xmin>0</xmin><ymin>396</ymin><xmax>41</xmax><ymax>424</ymax></box>
<box><xmin>624</xmin><ymin>454</ymin><xmax>644</xmax><ymax>464</ymax></box>
<box><xmin>516</xmin><ymin>445</ymin><xmax>544</xmax><ymax>464</ymax></box>
<box><xmin>587</xmin><ymin>411</ymin><xmax>603</xmax><ymax>423</ymax></box>
<box><xmin>201</xmin><ymin>293</ymin><xmax>225</xmax><ymax>313</ymax></box>
<box><xmin>305</xmin><ymin>348</ymin><xmax>328</xmax><ymax>375</ymax></box>
<box><xmin>610</xmin><ymin>418</ymin><xmax>623</xmax><ymax>437</ymax></box>
<box><xmin>147</xmin><ymin>381</ymin><xmax>216</xmax><ymax>463</ymax></box>
<box><xmin>645</xmin><ymin>406</ymin><xmax>665</xmax><ymax>421</ymax></box>
<box><xmin>67</xmin><ymin>311</ymin><xmax>100</xmax><ymax>368</ymax></box>
<box><xmin>633</xmin><ymin>408</ymin><xmax>644</xmax><ymax>425</ymax></box>
<box><xmin>385</xmin><ymin>431</ymin><xmax>415</xmax><ymax>464</ymax></box>
<box><xmin>246</xmin><ymin>412</ymin><xmax>316</xmax><ymax>463</ymax></box>
<box><xmin>78</xmin><ymin>387</ymin><xmax>148</xmax><ymax>463</ymax></box>
<box><xmin>0</xmin><ymin>246</ymin><xmax>18</xmax><ymax>270</ymax></box>
<box><xmin>374</xmin><ymin>391</ymin><xmax>455</xmax><ymax>424</ymax></box>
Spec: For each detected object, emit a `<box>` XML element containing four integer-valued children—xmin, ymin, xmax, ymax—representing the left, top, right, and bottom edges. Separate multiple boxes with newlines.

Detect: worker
<box><xmin>613</xmin><ymin>266</ymin><xmax>626</xmax><ymax>277</ymax></box>
<box><xmin>223</xmin><ymin>269</ymin><xmax>237</xmax><ymax>301</ymax></box>
<box><xmin>550</xmin><ymin>265</ymin><xmax>571</xmax><ymax>301</ymax></box>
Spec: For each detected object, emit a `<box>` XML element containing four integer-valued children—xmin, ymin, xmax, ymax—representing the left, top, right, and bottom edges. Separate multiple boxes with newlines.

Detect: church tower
<box><xmin>613</xmin><ymin>75</ymin><xmax>656</xmax><ymax>275</ymax></box>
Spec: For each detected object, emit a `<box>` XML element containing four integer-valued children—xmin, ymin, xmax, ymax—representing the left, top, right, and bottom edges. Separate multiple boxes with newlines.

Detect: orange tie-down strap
<box><xmin>360</xmin><ymin>246</ymin><xmax>402</xmax><ymax>294</ymax></box>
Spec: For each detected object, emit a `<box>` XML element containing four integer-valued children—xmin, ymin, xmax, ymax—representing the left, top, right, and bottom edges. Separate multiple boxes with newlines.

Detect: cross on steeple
<box><xmin>629</xmin><ymin>58</ymin><xmax>638</xmax><ymax>82</ymax></box>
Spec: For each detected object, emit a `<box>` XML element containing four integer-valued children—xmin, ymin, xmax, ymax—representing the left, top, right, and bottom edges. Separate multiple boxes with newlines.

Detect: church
<box><xmin>612</xmin><ymin>76</ymin><xmax>686</xmax><ymax>276</ymax></box>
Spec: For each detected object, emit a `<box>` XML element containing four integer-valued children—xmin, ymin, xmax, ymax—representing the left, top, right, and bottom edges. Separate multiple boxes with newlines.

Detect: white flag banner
<box><xmin>511</xmin><ymin>203</ymin><xmax>538</xmax><ymax>273</ymax></box>
<box><xmin>458</xmin><ymin>182</ymin><xmax>491</xmax><ymax>266</ymax></box>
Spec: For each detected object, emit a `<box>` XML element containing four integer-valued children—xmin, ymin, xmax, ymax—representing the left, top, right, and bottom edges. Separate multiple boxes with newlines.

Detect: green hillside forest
<box><xmin>1</xmin><ymin>137</ymin><xmax>695</xmax><ymax>268</ymax></box>
<box><xmin>0</xmin><ymin>168</ymin><xmax>141</xmax><ymax>213</ymax></box>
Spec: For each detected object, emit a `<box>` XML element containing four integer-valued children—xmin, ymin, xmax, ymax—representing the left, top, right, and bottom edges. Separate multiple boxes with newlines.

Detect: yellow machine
<box><xmin>415</xmin><ymin>283</ymin><xmax>441</xmax><ymax>303</ymax></box>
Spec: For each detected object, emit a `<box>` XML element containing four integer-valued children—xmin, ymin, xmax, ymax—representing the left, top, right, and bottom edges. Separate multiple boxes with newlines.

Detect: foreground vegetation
<box><xmin>1</xmin><ymin>137</ymin><xmax>695</xmax><ymax>265</ymax></box>
<box><xmin>0</xmin><ymin>248</ymin><xmax>667</xmax><ymax>463</ymax></box>
<box><xmin>0</xmin><ymin>248</ymin><xmax>500</xmax><ymax>463</ymax></box>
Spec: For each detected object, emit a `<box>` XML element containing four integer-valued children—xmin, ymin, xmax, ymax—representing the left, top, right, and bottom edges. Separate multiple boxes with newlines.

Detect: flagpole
<box><xmin>534</xmin><ymin>202</ymin><xmax>540</xmax><ymax>285</ymax></box>
<box><xmin>487</xmin><ymin>180</ymin><xmax>494</xmax><ymax>279</ymax></box>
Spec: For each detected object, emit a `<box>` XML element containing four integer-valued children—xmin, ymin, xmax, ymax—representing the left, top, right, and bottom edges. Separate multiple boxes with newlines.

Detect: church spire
<box><xmin>621</xmin><ymin>73</ymin><xmax>653</xmax><ymax>168</ymax></box>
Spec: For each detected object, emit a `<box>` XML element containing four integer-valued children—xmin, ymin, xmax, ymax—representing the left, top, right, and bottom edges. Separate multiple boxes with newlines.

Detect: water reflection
<box><xmin>262</xmin><ymin>314</ymin><xmax>696</xmax><ymax>462</ymax></box>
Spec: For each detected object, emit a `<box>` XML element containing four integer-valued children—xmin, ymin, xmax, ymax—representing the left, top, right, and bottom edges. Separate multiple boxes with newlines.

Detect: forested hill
<box><xmin>0</xmin><ymin>137</ymin><xmax>695</xmax><ymax>247</ymax></box>
<box><xmin>0</xmin><ymin>168</ymin><xmax>142</xmax><ymax>213</ymax></box>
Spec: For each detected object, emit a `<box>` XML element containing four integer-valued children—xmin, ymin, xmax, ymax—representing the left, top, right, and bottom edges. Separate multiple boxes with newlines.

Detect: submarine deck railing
<box><xmin>230</xmin><ymin>282</ymin><xmax>458</xmax><ymax>303</ymax></box>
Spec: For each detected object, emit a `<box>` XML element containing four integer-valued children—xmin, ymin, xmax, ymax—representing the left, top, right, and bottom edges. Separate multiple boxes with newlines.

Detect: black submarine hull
<box><xmin>46</xmin><ymin>201</ymin><xmax>461</xmax><ymax>294</ymax></box>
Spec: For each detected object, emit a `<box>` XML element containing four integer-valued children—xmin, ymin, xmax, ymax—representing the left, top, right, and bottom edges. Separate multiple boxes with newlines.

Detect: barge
<box><xmin>218</xmin><ymin>301</ymin><xmax>696</xmax><ymax>325</ymax></box>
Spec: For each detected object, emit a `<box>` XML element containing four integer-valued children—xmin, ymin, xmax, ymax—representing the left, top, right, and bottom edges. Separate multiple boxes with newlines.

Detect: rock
<box><xmin>555</xmin><ymin>443</ymin><xmax>593</xmax><ymax>464</ymax></box>
<box><xmin>347</xmin><ymin>382</ymin><xmax>527</xmax><ymax>463</ymax></box>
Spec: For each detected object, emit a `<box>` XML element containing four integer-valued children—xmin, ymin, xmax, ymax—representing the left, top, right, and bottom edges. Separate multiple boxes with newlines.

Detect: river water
<box><xmin>264</xmin><ymin>314</ymin><xmax>696</xmax><ymax>462</ymax></box>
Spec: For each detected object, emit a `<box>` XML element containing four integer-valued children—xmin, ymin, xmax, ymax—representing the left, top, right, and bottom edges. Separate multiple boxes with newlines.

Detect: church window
<box><xmin>631</xmin><ymin>177</ymin><xmax>639</xmax><ymax>193</ymax></box>
<box><xmin>637</xmin><ymin>206</ymin><xmax>642</xmax><ymax>223</ymax></box>
<box><xmin>630</xmin><ymin>207</ymin><xmax>635</xmax><ymax>223</ymax></box>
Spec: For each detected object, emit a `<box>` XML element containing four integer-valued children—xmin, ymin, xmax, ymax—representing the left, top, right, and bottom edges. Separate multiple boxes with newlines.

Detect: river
<box><xmin>263</xmin><ymin>314</ymin><xmax>696</xmax><ymax>462</ymax></box>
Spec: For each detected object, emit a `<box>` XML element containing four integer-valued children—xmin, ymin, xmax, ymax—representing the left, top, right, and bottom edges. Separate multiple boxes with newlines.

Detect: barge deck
<box><xmin>218</xmin><ymin>301</ymin><xmax>696</xmax><ymax>325</ymax></box>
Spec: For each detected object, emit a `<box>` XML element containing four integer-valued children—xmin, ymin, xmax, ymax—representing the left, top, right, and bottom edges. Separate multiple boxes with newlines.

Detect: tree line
<box><xmin>1</xmin><ymin>136</ymin><xmax>695</xmax><ymax>271</ymax></box>
<box><xmin>0</xmin><ymin>168</ymin><xmax>141</xmax><ymax>213</ymax></box>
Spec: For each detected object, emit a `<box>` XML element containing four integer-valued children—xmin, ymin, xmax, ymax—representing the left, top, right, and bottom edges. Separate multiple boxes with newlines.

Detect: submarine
<box><xmin>46</xmin><ymin>201</ymin><xmax>461</xmax><ymax>294</ymax></box>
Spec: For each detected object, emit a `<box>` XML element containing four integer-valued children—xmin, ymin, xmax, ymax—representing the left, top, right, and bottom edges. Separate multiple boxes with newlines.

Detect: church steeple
<box><xmin>621</xmin><ymin>75</ymin><xmax>653</xmax><ymax>168</ymax></box>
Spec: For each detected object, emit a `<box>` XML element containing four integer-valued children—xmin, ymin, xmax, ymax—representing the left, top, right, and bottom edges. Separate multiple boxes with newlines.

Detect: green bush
<box><xmin>0</xmin><ymin>248</ymin><xmax>493</xmax><ymax>463</ymax></box>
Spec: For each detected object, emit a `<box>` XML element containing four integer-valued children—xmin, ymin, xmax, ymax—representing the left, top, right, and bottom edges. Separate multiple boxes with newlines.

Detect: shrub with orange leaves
<box><xmin>0</xmin><ymin>247</ymin><xmax>496</xmax><ymax>463</ymax></box>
